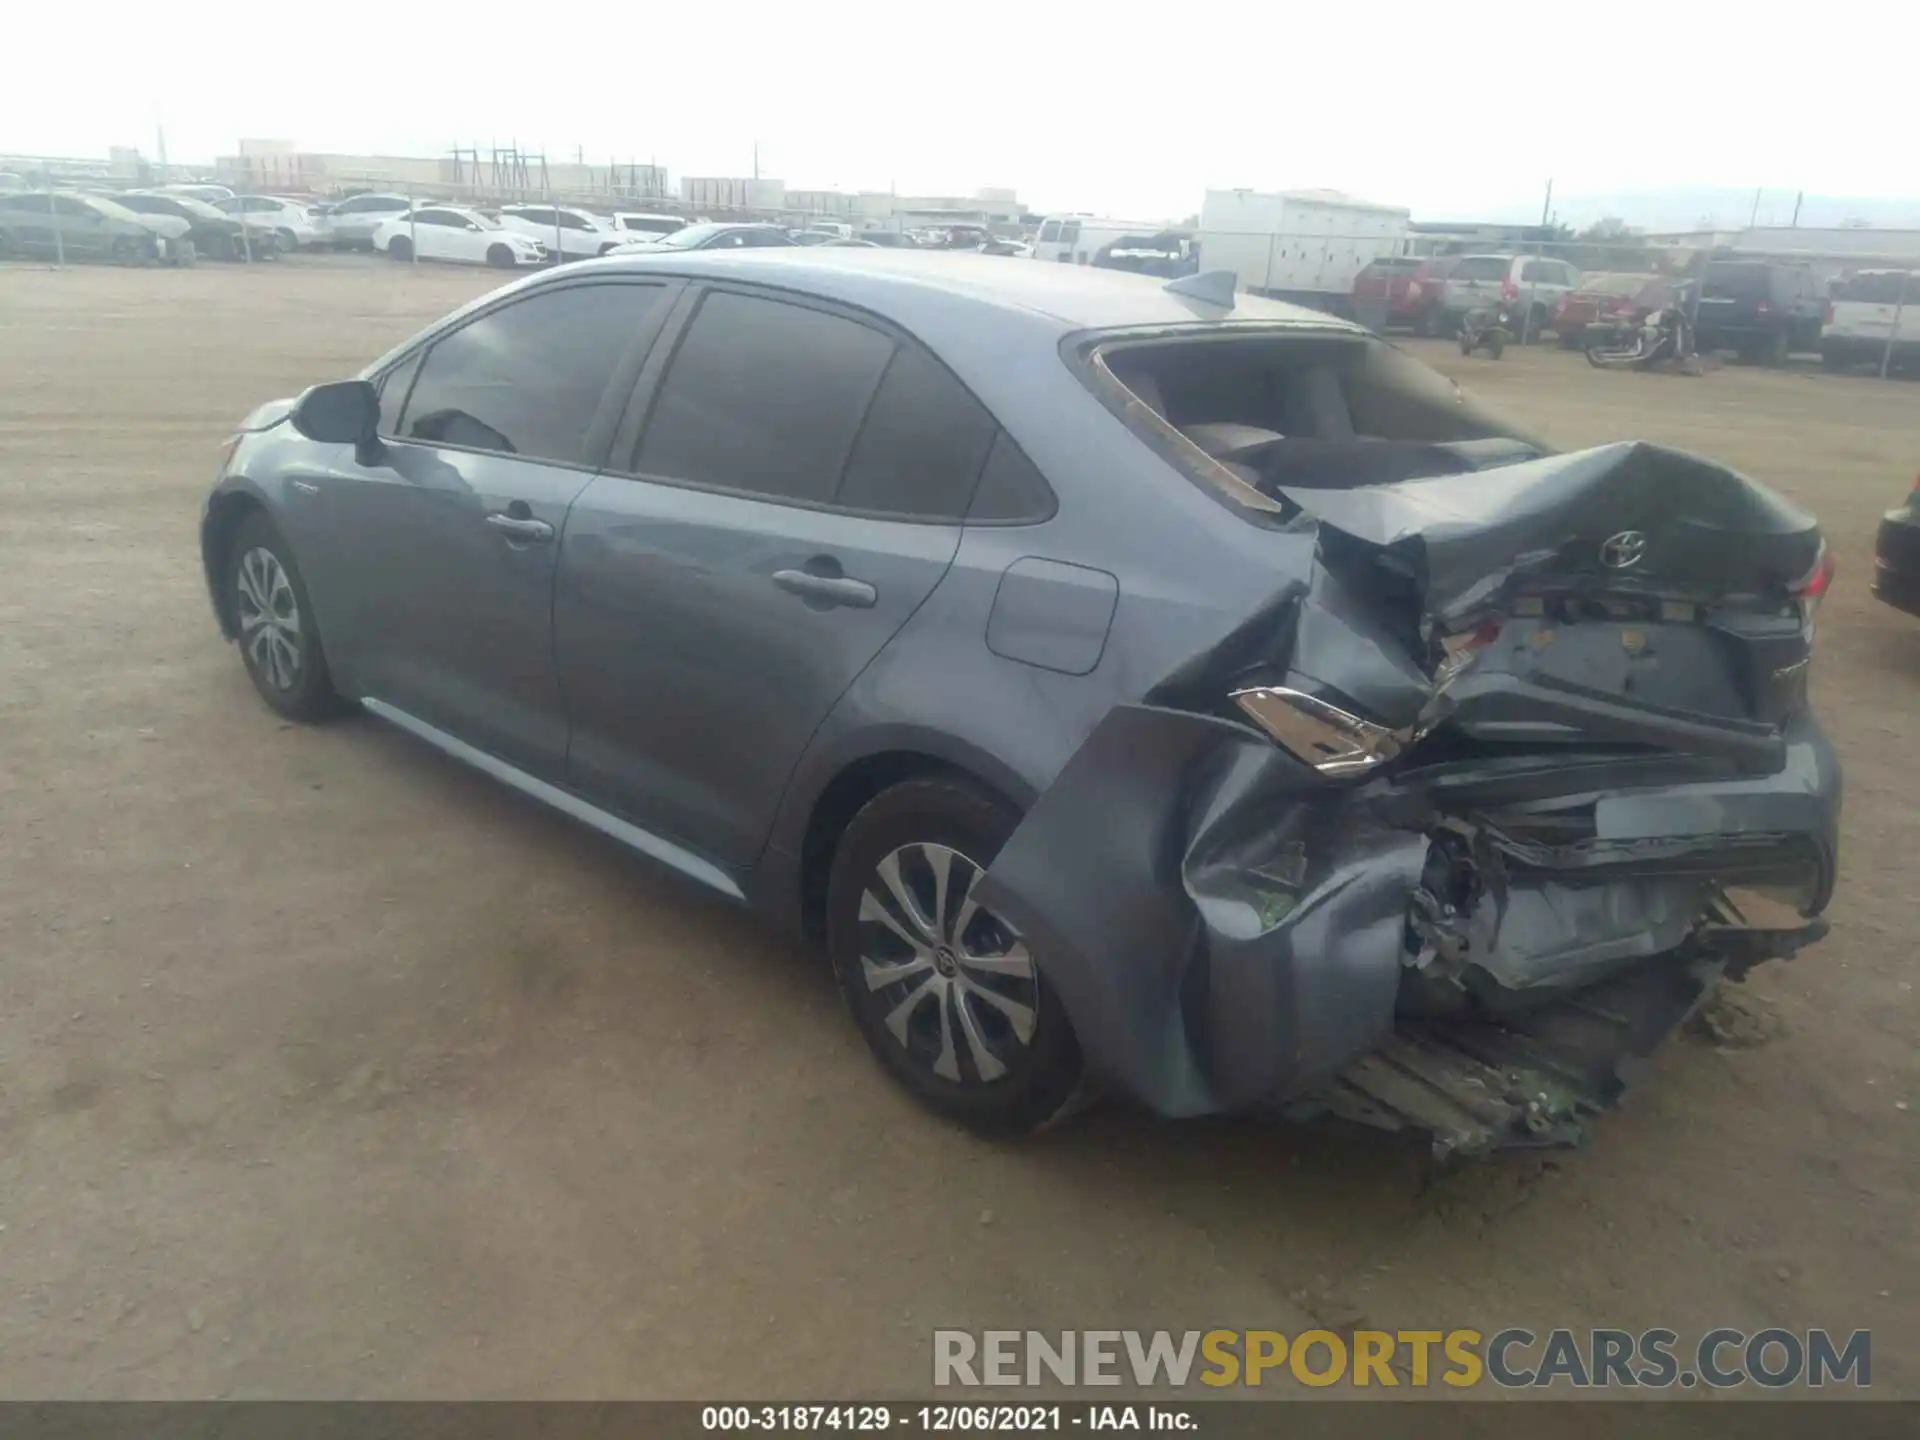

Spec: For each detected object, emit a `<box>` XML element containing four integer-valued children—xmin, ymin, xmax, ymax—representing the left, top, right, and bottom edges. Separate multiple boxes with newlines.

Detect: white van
<box><xmin>611</xmin><ymin>212</ymin><xmax>687</xmax><ymax>239</ymax></box>
<box><xmin>1031</xmin><ymin>214</ymin><xmax>1166</xmax><ymax>265</ymax></box>
<box><xmin>1822</xmin><ymin>269</ymin><xmax>1920</xmax><ymax>372</ymax></box>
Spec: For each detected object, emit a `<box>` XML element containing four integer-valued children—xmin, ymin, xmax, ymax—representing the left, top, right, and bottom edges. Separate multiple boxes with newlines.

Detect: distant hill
<box><xmin>1471</xmin><ymin>189</ymin><xmax>1920</xmax><ymax>233</ymax></box>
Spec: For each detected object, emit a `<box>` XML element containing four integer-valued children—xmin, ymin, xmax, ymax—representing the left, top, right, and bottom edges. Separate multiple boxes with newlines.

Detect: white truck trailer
<box><xmin>1195</xmin><ymin>188</ymin><xmax>1411</xmax><ymax>315</ymax></box>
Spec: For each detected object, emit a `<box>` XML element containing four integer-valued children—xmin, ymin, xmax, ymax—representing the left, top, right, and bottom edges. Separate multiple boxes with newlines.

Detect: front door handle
<box><xmin>485</xmin><ymin>511</ymin><xmax>554</xmax><ymax>544</ymax></box>
<box><xmin>772</xmin><ymin>568</ymin><xmax>877</xmax><ymax>609</ymax></box>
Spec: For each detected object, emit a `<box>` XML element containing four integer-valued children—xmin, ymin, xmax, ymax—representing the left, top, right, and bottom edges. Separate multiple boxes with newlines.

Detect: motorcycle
<box><xmin>1585</xmin><ymin>290</ymin><xmax>1697</xmax><ymax>371</ymax></box>
<box><xmin>1456</xmin><ymin>302</ymin><xmax>1516</xmax><ymax>359</ymax></box>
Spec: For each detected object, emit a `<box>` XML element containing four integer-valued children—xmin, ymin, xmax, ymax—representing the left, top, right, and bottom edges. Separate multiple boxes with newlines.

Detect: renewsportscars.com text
<box><xmin>932</xmin><ymin>1328</ymin><xmax>1871</xmax><ymax>1390</ymax></box>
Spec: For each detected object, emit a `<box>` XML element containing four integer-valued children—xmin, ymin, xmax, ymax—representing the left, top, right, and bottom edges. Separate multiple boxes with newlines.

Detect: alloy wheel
<box><xmin>235</xmin><ymin>546</ymin><xmax>303</xmax><ymax>692</ymax></box>
<box><xmin>857</xmin><ymin>842</ymin><xmax>1037</xmax><ymax>1084</ymax></box>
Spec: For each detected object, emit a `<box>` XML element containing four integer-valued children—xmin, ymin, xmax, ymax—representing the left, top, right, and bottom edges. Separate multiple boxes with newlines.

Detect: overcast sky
<box><xmin>5</xmin><ymin>2</ymin><xmax>1913</xmax><ymax>224</ymax></box>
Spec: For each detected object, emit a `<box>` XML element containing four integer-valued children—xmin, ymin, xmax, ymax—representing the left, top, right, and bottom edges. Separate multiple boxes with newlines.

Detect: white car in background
<box><xmin>322</xmin><ymin>193</ymin><xmax>416</xmax><ymax>250</ymax></box>
<box><xmin>215</xmin><ymin>195</ymin><xmax>330</xmax><ymax>251</ymax></box>
<box><xmin>496</xmin><ymin>203</ymin><xmax>624</xmax><ymax>261</ymax></box>
<box><xmin>372</xmin><ymin>205</ymin><xmax>547</xmax><ymax>268</ymax></box>
<box><xmin>611</xmin><ymin>211</ymin><xmax>687</xmax><ymax>241</ymax></box>
<box><xmin>1822</xmin><ymin>269</ymin><xmax>1920</xmax><ymax>373</ymax></box>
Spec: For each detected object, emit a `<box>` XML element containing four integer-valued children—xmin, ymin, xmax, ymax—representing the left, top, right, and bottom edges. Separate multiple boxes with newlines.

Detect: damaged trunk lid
<box><xmin>980</xmin><ymin>426</ymin><xmax>1839</xmax><ymax>1156</ymax></box>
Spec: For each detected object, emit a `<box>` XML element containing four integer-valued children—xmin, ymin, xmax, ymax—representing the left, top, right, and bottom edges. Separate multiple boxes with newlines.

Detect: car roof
<box><xmin>571</xmin><ymin>249</ymin><xmax>1361</xmax><ymax>336</ymax></box>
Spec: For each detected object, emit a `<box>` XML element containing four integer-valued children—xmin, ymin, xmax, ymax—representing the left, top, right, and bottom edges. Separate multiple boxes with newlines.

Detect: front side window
<box><xmin>1058</xmin><ymin>221</ymin><xmax>1081</xmax><ymax>245</ymax></box>
<box><xmin>1038</xmin><ymin>219</ymin><xmax>1062</xmax><ymax>243</ymax></box>
<box><xmin>396</xmin><ymin>284</ymin><xmax>663</xmax><ymax>466</ymax></box>
<box><xmin>634</xmin><ymin>291</ymin><xmax>894</xmax><ymax>505</ymax></box>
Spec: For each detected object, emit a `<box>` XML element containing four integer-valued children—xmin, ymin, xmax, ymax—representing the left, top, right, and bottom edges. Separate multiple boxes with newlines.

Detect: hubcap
<box><xmin>858</xmin><ymin>842</ymin><xmax>1037</xmax><ymax>1085</ymax></box>
<box><xmin>235</xmin><ymin>546</ymin><xmax>303</xmax><ymax>691</ymax></box>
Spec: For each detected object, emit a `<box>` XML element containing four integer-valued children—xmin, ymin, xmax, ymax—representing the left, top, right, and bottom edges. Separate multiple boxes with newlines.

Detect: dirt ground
<box><xmin>1</xmin><ymin>257</ymin><xmax>1915</xmax><ymax>1400</ymax></box>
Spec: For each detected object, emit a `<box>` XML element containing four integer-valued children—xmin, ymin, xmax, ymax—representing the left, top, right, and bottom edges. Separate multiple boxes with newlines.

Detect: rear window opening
<box><xmin>1091</xmin><ymin>329</ymin><xmax>1548</xmax><ymax>505</ymax></box>
<box><xmin>1702</xmin><ymin>263</ymin><xmax>1772</xmax><ymax>298</ymax></box>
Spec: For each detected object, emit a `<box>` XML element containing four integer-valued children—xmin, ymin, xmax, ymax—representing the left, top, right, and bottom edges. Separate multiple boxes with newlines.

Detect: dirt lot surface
<box><xmin>1</xmin><ymin>258</ymin><xmax>1915</xmax><ymax>1399</ymax></box>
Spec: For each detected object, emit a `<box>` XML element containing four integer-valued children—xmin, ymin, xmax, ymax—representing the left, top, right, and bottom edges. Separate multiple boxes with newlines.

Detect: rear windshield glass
<box><xmin>1360</xmin><ymin>258</ymin><xmax>1421</xmax><ymax>276</ymax></box>
<box><xmin>1703</xmin><ymin>263</ymin><xmax>1770</xmax><ymax>298</ymax></box>
<box><xmin>1452</xmin><ymin>257</ymin><xmax>1509</xmax><ymax>280</ymax></box>
<box><xmin>1089</xmin><ymin>329</ymin><xmax>1548</xmax><ymax>511</ymax></box>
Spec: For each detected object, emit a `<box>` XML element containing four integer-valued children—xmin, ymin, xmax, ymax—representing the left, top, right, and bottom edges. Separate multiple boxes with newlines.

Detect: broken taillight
<box><xmin>1793</xmin><ymin>544</ymin><xmax>1835</xmax><ymax>618</ymax></box>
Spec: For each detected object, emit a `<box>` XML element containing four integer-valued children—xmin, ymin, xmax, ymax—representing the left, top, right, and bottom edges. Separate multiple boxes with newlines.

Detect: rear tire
<box><xmin>387</xmin><ymin>236</ymin><xmax>412</xmax><ymax>262</ymax></box>
<box><xmin>826</xmin><ymin>777</ymin><xmax>1086</xmax><ymax>1136</ymax></box>
<box><xmin>275</xmin><ymin>227</ymin><xmax>298</xmax><ymax>253</ymax></box>
<box><xmin>1487</xmin><ymin>334</ymin><xmax>1506</xmax><ymax>360</ymax></box>
<box><xmin>486</xmin><ymin>243</ymin><xmax>516</xmax><ymax>269</ymax></box>
<box><xmin>225</xmin><ymin>512</ymin><xmax>345</xmax><ymax>723</ymax></box>
<box><xmin>110</xmin><ymin>236</ymin><xmax>142</xmax><ymax>266</ymax></box>
<box><xmin>1525</xmin><ymin>304</ymin><xmax>1548</xmax><ymax>344</ymax></box>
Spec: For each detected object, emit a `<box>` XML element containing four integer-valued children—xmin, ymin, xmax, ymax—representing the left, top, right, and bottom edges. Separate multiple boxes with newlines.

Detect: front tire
<box><xmin>226</xmin><ymin>512</ymin><xmax>344</xmax><ymax>722</ymax></box>
<box><xmin>387</xmin><ymin>235</ymin><xmax>412</xmax><ymax>262</ymax></box>
<box><xmin>275</xmin><ymin>228</ymin><xmax>298</xmax><ymax>253</ymax></box>
<box><xmin>826</xmin><ymin>778</ymin><xmax>1085</xmax><ymax>1136</ymax></box>
<box><xmin>486</xmin><ymin>243</ymin><xmax>516</xmax><ymax>269</ymax></box>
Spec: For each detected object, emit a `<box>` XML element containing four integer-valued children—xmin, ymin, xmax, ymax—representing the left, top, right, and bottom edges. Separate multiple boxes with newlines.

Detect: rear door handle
<box><xmin>485</xmin><ymin>511</ymin><xmax>554</xmax><ymax>544</ymax></box>
<box><xmin>772</xmin><ymin>569</ymin><xmax>877</xmax><ymax>609</ymax></box>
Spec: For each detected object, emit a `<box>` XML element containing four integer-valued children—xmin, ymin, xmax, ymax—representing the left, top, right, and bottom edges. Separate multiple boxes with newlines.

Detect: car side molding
<box><xmin>359</xmin><ymin>698</ymin><xmax>746</xmax><ymax>901</ymax></box>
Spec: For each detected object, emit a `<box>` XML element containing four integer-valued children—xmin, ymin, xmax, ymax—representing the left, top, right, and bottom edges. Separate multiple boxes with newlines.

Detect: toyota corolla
<box><xmin>200</xmin><ymin>252</ymin><xmax>1840</xmax><ymax>1153</ymax></box>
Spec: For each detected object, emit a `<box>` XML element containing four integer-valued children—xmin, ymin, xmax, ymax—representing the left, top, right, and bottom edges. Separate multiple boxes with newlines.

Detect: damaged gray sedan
<box><xmin>200</xmin><ymin>252</ymin><xmax>1839</xmax><ymax>1154</ymax></box>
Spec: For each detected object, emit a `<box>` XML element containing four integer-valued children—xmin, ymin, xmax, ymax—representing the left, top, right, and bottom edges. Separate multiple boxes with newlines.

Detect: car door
<box><xmin>0</xmin><ymin>194</ymin><xmax>53</xmax><ymax>257</ymax></box>
<box><xmin>554</xmin><ymin>285</ymin><xmax>994</xmax><ymax>870</ymax></box>
<box><xmin>414</xmin><ymin>209</ymin><xmax>472</xmax><ymax>263</ymax></box>
<box><xmin>303</xmin><ymin>277</ymin><xmax>677</xmax><ymax>777</ymax></box>
<box><xmin>48</xmin><ymin>195</ymin><xmax>110</xmax><ymax>258</ymax></box>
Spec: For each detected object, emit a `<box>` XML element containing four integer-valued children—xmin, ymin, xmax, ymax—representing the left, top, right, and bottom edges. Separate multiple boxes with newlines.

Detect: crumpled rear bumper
<box><xmin>976</xmin><ymin>705</ymin><xmax>1836</xmax><ymax>1153</ymax></box>
<box><xmin>974</xmin><ymin>438</ymin><xmax>1840</xmax><ymax>1153</ymax></box>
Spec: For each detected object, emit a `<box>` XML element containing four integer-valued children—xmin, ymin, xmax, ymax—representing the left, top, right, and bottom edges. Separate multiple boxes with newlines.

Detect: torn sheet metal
<box><xmin>973</xmin><ymin>703</ymin><xmax>1424</xmax><ymax>1117</ymax></box>
<box><xmin>978</xmin><ymin>439</ymin><xmax>1839</xmax><ymax>1151</ymax></box>
<box><xmin>1271</xmin><ymin>440</ymin><xmax>1822</xmax><ymax>626</ymax></box>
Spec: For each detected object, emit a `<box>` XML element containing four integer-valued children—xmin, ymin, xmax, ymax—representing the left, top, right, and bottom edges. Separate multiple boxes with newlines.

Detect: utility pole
<box><xmin>1792</xmin><ymin>190</ymin><xmax>1804</xmax><ymax>227</ymax></box>
<box><xmin>1749</xmin><ymin>188</ymin><xmax>1762</xmax><ymax>226</ymax></box>
<box><xmin>1540</xmin><ymin>178</ymin><xmax>1552</xmax><ymax>226</ymax></box>
<box><xmin>752</xmin><ymin>141</ymin><xmax>760</xmax><ymax>181</ymax></box>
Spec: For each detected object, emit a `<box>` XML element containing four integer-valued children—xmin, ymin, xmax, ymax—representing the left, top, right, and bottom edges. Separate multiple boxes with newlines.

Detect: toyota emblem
<box><xmin>1600</xmin><ymin>530</ymin><xmax>1648</xmax><ymax>569</ymax></box>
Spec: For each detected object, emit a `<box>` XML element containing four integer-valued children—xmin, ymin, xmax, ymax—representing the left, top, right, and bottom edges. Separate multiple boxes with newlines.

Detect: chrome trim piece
<box><xmin>1229</xmin><ymin>686</ymin><xmax>1413</xmax><ymax>778</ymax></box>
<box><xmin>359</xmin><ymin>697</ymin><xmax>745</xmax><ymax>901</ymax></box>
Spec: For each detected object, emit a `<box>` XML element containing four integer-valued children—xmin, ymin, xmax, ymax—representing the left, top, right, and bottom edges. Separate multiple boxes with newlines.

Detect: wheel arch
<box><xmin>201</xmin><ymin>486</ymin><xmax>272</xmax><ymax>639</ymax></box>
<box><xmin>771</xmin><ymin>734</ymin><xmax>1040</xmax><ymax>947</ymax></box>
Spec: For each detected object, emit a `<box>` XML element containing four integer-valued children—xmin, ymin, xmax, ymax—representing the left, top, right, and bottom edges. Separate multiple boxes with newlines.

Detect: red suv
<box><xmin>1352</xmin><ymin>256</ymin><xmax>1459</xmax><ymax>334</ymax></box>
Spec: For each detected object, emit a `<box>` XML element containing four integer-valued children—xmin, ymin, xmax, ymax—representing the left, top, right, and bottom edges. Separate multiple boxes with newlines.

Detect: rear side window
<box><xmin>837</xmin><ymin>345</ymin><xmax>997</xmax><ymax>518</ymax></box>
<box><xmin>398</xmin><ymin>283</ymin><xmax>662</xmax><ymax>465</ymax></box>
<box><xmin>1838</xmin><ymin>272</ymin><xmax>1919</xmax><ymax>304</ymax></box>
<box><xmin>635</xmin><ymin>291</ymin><xmax>893</xmax><ymax>504</ymax></box>
<box><xmin>1038</xmin><ymin>220</ymin><xmax>1061</xmax><ymax>242</ymax></box>
<box><xmin>1059</xmin><ymin>221</ymin><xmax>1081</xmax><ymax>245</ymax></box>
<box><xmin>967</xmin><ymin>432</ymin><xmax>1056</xmax><ymax>523</ymax></box>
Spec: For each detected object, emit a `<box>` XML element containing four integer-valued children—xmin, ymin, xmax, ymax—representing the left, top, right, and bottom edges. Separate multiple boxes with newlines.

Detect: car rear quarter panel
<box><xmin>752</xmin><ymin>335</ymin><xmax>1314</xmax><ymax>930</ymax></box>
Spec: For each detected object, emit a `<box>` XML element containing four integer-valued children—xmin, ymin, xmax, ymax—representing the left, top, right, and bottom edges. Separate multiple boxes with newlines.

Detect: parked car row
<box><xmin>1354</xmin><ymin>252</ymin><xmax>1914</xmax><ymax>373</ymax></box>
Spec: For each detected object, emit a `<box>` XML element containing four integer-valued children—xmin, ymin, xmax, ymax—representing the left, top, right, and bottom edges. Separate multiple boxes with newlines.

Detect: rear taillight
<box><xmin>1501</xmin><ymin>280</ymin><xmax>1519</xmax><ymax>301</ymax></box>
<box><xmin>1823</xmin><ymin>302</ymin><xmax>1835</xmax><ymax>324</ymax></box>
<box><xmin>1793</xmin><ymin>544</ymin><xmax>1836</xmax><ymax>619</ymax></box>
<box><xmin>1406</xmin><ymin>280</ymin><xmax>1424</xmax><ymax>300</ymax></box>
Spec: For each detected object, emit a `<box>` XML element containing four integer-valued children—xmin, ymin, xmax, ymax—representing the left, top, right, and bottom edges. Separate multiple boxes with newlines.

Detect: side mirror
<box><xmin>290</xmin><ymin>379</ymin><xmax>379</xmax><ymax>445</ymax></box>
